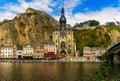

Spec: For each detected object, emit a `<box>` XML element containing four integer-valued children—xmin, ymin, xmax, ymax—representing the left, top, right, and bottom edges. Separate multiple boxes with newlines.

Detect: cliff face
<box><xmin>110</xmin><ymin>29</ymin><xmax>120</xmax><ymax>44</ymax></box>
<box><xmin>0</xmin><ymin>8</ymin><xmax>59</xmax><ymax>47</ymax></box>
<box><xmin>72</xmin><ymin>26</ymin><xmax>120</xmax><ymax>52</ymax></box>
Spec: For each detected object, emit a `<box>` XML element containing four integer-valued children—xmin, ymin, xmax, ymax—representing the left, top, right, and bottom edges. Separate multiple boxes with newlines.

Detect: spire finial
<box><xmin>62</xmin><ymin>0</ymin><xmax>64</xmax><ymax>8</ymax></box>
<box><xmin>61</xmin><ymin>0</ymin><xmax>65</xmax><ymax>14</ymax></box>
<box><xmin>27</xmin><ymin>0</ymin><xmax>31</xmax><ymax>8</ymax></box>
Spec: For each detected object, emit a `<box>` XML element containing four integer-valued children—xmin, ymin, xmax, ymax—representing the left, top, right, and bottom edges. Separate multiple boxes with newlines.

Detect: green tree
<box><xmin>89</xmin><ymin>20</ymin><xmax>100</xmax><ymax>26</ymax></box>
<box><xmin>74</xmin><ymin>23</ymin><xmax>80</xmax><ymax>27</ymax></box>
<box><xmin>0</xmin><ymin>19</ymin><xmax>10</xmax><ymax>25</ymax></box>
<box><xmin>106</xmin><ymin>22</ymin><xmax>116</xmax><ymax>27</ymax></box>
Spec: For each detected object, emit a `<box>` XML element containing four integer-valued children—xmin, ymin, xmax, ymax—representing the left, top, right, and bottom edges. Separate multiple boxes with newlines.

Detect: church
<box><xmin>52</xmin><ymin>7</ymin><xmax>77</xmax><ymax>59</ymax></box>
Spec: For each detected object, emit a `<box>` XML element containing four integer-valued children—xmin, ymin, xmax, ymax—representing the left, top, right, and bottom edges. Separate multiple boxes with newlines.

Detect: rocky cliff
<box><xmin>72</xmin><ymin>26</ymin><xmax>120</xmax><ymax>52</ymax></box>
<box><xmin>110</xmin><ymin>29</ymin><xmax>120</xmax><ymax>44</ymax></box>
<box><xmin>0</xmin><ymin>8</ymin><xmax>59</xmax><ymax>47</ymax></box>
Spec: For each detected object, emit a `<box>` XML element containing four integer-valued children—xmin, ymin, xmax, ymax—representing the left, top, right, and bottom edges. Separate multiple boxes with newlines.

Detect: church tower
<box><xmin>59</xmin><ymin>7</ymin><xmax>66</xmax><ymax>30</ymax></box>
<box><xmin>52</xmin><ymin>3</ymin><xmax>76</xmax><ymax>59</ymax></box>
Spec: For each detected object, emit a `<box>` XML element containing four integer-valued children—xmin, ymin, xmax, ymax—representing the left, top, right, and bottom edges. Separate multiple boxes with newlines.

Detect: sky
<box><xmin>0</xmin><ymin>0</ymin><xmax>120</xmax><ymax>26</ymax></box>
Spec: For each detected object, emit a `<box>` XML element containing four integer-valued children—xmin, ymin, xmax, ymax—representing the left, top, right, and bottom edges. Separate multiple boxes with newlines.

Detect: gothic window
<box><xmin>61</xmin><ymin>41</ymin><xmax>65</xmax><ymax>49</ymax></box>
<box><xmin>56</xmin><ymin>40</ymin><xmax>57</xmax><ymax>43</ymax></box>
<box><xmin>68</xmin><ymin>49</ymin><xmax>71</xmax><ymax>54</ymax></box>
<box><xmin>69</xmin><ymin>45</ymin><xmax>70</xmax><ymax>47</ymax></box>
<box><xmin>69</xmin><ymin>39</ymin><xmax>70</xmax><ymax>42</ymax></box>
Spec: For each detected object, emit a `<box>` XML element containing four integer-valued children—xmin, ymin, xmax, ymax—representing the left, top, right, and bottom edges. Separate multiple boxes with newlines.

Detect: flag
<box><xmin>116</xmin><ymin>21</ymin><xmax>120</xmax><ymax>25</ymax></box>
<box><xmin>114</xmin><ymin>18</ymin><xmax>120</xmax><ymax>25</ymax></box>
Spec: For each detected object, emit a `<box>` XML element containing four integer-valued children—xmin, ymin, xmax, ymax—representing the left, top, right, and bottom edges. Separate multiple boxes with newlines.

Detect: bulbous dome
<box><xmin>59</xmin><ymin>15</ymin><xmax>66</xmax><ymax>24</ymax></box>
<box><xmin>59</xmin><ymin>7</ymin><xmax>66</xmax><ymax>24</ymax></box>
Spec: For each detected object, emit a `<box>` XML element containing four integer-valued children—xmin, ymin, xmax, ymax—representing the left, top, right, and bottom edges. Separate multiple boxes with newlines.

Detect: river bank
<box><xmin>0</xmin><ymin>59</ymin><xmax>102</xmax><ymax>63</ymax></box>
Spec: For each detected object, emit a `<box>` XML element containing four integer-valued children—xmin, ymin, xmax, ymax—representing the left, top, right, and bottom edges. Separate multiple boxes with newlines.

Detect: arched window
<box><xmin>68</xmin><ymin>49</ymin><xmax>71</xmax><ymax>54</ymax></box>
<box><xmin>61</xmin><ymin>41</ymin><xmax>65</xmax><ymax>49</ymax></box>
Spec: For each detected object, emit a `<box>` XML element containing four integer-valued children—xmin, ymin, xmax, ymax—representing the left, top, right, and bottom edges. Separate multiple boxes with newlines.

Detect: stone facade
<box><xmin>52</xmin><ymin>7</ymin><xmax>76</xmax><ymax>59</ymax></box>
<box><xmin>33</xmin><ymin>44</ymin><xmax>44</xmax><ymax>59</ymax></box>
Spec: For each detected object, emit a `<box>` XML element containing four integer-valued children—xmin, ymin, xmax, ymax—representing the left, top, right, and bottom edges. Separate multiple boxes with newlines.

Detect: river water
<box><xmin>0</xmin><ymin>62</ymin><xmax>119</xmax><ymax>81</ymax></box>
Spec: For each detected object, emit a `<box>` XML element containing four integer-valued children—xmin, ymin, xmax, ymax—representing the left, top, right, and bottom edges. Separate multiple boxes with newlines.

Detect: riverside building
<box><xmin>22</xmin><ymin>44</ymin><xmax>34</xmax><ymax>59</ymax></box>
<box><xmin>33</xmin><ymin>44</ymin><xmax>44</xmax><ymax>59</ymax></box>
<box><xmin>44</xmin><ymin>42</ymin><xmax>57</xmax><ymax>59</ymax></box>
<box><xmin>1</xmin><ymin>46</ymin><xmax>13</xmax><ymax>59</ymax></box>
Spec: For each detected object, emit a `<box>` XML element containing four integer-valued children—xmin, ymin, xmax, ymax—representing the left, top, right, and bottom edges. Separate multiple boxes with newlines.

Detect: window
<box><xmin>69</xmin><ymin>39</ymin><xmax>70</xmax><ymax>42</ymax></box>
<box><xmin>61</xmin><ymin>41</ymin><xmax>65</xmax><ymax>49</ymax></box>
<box><xmin>69</xmin><ymin>45</ymin><xmax>70</xmax><ymax>47</ymax></box>
<box><xmin>56</xmin><ymin>40</ymin><xmax>57</xmax><ymax>43</ymax></box>
<box><xmin>68</xmin><ymin>49</ymin><xmax>71</xmax><ymax>54</ymax></box>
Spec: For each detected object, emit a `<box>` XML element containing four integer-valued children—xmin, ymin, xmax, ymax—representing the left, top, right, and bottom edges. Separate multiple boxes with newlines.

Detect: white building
<box><xmin>23</xmin><ymin>44</ymin><xmax>34</xmax><ymax>59</ymax></box>
<box><xmin>17</xmin><ymin>50</ymin><xmax>23</xmax><ymax>59</ymax></box>
<box><xmin>83</xmin><ymin>46</ymin><xmax>107</xmax><ymax>61</ymax></box>
<box><xmin>83</xmin><ymin>47</ymin><xmax>92</xmax><ymax>61</ymax></box>
<box><xmin>95</xmin><ymin>47</ymin><xmax>106</xmax><ymax>57</ymax></box>
<box><xmin>1</xmin><ymin>46</ymin><xmax>13</xmax><ymax>59</ymax></box>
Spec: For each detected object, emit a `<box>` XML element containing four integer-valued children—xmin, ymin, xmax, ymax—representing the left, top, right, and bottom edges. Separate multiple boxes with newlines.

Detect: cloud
<box><xmin>0</xmin><ymin>11</ymin><xmax>16</xmax><ymax>21</ymax></box>
<box><xmin>54</xmin><ymin>7</ymin><xmax>120</xmax><ymax>26</ymax></box>
<box><xmin>0</xmin><ymin>0</ymin><xmax>54</xmax><ymax>21</ymax></box>
<box><xmin>64</xmin><ymin>0</ymin><xmax>81</xmax><ymax>13</ymax></box>
<box><xmin>0</xmin><ymin>0</ymin><xmax>120</xmax><ymax>27</ymax></box>
<box><xmin>1</xmin><ymin>0</ymin><xmax>53</xmax><ymax>13</ymax></box>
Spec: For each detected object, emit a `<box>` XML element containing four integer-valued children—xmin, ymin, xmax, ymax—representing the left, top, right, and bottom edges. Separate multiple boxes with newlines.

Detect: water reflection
<box><xmin>0</xmin><ymin>62</ymin><xmax>100</xmax><ymax>81</ymax></box>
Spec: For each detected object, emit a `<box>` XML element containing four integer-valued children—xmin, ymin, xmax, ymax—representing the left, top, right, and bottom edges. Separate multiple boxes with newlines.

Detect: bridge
<box><xmin>107</xmin><ymin>41</ymin><xmax>120</xmax><ymax>63</ymax></box>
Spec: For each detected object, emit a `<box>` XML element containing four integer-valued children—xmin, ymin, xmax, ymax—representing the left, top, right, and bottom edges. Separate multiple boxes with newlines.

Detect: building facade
<box><xmin>52</xmin><ymin>7</ymin><xmax>76</xmax><ymax>59</ymax></box>
<box><xmin>33</xmin><ymin>44</ymin><xmax>44</xmax><ymax>59</ymax></box>
<box><xmin>83</xmin><ymin>46</ymin><xmax>107</xmax><ymax>61</ymax></box>
<box><xmin>1</xmin><ymin>46</ymin><xmax>13</xmax><ymax>59</ymax></box>
<box><xmin>22</xmin><ymin>45</ymin><xmax>34</xmax><ymax>59</ymax></box>
<box><xmin>17</xmin><ymin>50</ymin><xmax>23</xmax><ymax>59</ymax></box>
<box><xmin>44</xmin><ymin>42</ymin><xmax>57</xmax><ymax>59</ymax></box>
<box><xmin>13</xmin><ymin>44</ymin><xmax>17</xmax><ymax>59</ymax></box>
<box><xmin>83</xmin><ymin>47</ymin><xmax>92</xmax><ymax>60</ymax></box>
<box><xmin>0</xmin><ymin>47</ymin><xmax>1</xmax><ymax>59</ymax></box>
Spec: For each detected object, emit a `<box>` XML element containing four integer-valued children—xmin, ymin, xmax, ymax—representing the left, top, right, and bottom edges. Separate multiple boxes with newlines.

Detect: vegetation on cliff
<box><xmin>73</xmin><ymin>25</ymin><xmax>120</xmax><ymax>53</ymax></box>
<box><xmin>0</xmin><ymin>19</ymin><xmax>11</xmax><ymax>25</ymax></box>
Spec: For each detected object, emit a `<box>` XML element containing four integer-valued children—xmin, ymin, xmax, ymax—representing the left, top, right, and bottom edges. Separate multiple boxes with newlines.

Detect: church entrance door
<box><xmin>60</xmin><ymin>50</ymin><xmax>66</xmax><ymax>58</ymax></box>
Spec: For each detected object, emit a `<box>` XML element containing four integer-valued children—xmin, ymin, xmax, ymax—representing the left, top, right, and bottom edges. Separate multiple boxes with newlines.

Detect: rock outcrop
<box><xmin>0</xmin><ymin>8</ymin><xmax>59</xmax><ymax>47</ymax></box>
<box><xmin>110</xmin><ymin>29</ymin><xmax>120</xmax><ymax>44</ymax></box>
